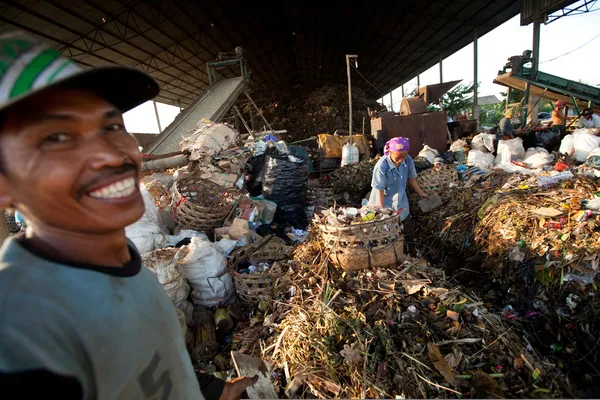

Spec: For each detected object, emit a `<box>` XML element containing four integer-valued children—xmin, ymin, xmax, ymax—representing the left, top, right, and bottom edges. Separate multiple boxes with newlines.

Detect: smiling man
<box><xmin>0</xmin><ymin>33</ymin><xmax>255</xmax><ymax>399</ymax></box>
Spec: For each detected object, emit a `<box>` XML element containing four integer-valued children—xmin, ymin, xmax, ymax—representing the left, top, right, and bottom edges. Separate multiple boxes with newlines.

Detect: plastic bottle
<box><xmin>546</xmin><ymin>221</ymin><xmax>562</xmax><ymax>230</ymax></box>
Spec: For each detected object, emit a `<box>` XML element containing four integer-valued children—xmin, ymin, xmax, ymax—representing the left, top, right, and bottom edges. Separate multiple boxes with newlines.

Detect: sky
<box><xmin>124</xmin><ymin>3</ymin><xmax>600</xmax><ymax>133</ymax></box>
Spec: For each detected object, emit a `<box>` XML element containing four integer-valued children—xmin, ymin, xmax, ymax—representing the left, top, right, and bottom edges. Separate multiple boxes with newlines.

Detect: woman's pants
<box><xmin>402</xmin><ymin>215</ymin><xmax>416</xmax><ymax>257</ymax></box>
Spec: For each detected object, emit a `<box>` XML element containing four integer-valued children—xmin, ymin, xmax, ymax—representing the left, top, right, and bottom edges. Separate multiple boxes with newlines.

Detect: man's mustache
<box><xmin>77</xmin><ymin>163</ymin><xmax>138</xmax><ymax>197</ymax></box>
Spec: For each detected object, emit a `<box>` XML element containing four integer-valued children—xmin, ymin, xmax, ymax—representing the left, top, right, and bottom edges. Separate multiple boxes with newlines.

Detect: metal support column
<box><xmin>346</xmin><ymin>54</ymin><xmax>358</xmax><ymax>143</ymax></box>
<box><xmin>473</xmin><ymin>28</ymin><xmax>480</xmax><ymax>125</ymax></box>
<box><xmin>527</xmin><ymin>20</ymin><xmax>542</xmax><ymax>125</ymax></box>
<box><xmin>417</xmin><ymin>72</ymin><xmax>420</xmax><ymax>88</ymax></box>
<box><xmin>401</xmin><ymin>84</ymin><xmax>405</xmax><ymax>98</ymax></box>
<box><xmin>153</xmin><ymin>101</ymin><xmax>162</xmax><ymax>133</ymax></box>
<box><xmin>439</xmin><ymin>54</ymin><xmax>443</xmax><ymax>83</ymax></box>
<box><xmin>346</xmin><ymin>55</ymin><xmax>353</xmax><ymax>143</ymax></box>
<box><xmin>390</xmin><ymin>91</ymin><xmax>393</xmax><ymax>112</ymax></box>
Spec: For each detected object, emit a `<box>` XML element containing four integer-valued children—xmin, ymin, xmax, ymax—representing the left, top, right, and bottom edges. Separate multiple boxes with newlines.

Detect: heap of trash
<box><xmin>260</xmin><ymin>259</ymin><xmax>572</xmax><ymax>398</ymax></box>
<box><xmin>123</xmin><ymin>109</ymin><xmax>600</xmax><ymax>399</ymax></box>
<box><xmin>241</xmin><ymin>84</ymin><xmax>381</xmax><ymax>142</ymax></box>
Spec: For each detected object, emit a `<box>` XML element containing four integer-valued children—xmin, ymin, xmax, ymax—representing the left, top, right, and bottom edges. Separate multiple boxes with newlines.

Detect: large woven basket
<box><xmin>229</xmin><ymin>236</ymin><xmax>283</xmax><ymax>304</ymax></box>
<box><xmin>172</xmin><ymin>175</ymin><xmax>235</xmax><ymax>235</ymax></box>
<box><xmin>319</xmin><ymin>213</ymin><xmax>404</xmax><ymax>270</ymax></box>
<box><xmin>416</xmin><ymin>164</ymin><xmax>459</xmax><ymax>193</ymax></box>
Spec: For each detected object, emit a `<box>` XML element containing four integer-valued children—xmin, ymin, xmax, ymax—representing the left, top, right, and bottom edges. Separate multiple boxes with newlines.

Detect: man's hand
<box><xmin>219</xmin><ymin>376</ymin><xmax>259</xmax><ymax>400</ymax></box>
<box><xmin>418</xmin><ymin>192</ymin><xmax>429</xmax><ymax>199</ymax></box>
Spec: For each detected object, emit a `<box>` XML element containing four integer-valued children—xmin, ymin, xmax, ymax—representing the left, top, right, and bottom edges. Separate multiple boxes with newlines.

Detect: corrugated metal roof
<box><xmin>478</xmin><ymin>95</ymin><xmax>502</xmax><ymax>105</ymax></box>
<box><xmin>0</xmin><ymin>0</ymin><xmax>575</xmax><ymax>105</ymax></box>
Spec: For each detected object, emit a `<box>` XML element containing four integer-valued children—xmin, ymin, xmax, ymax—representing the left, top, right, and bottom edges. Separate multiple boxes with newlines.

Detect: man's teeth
<box><xmin>88</xmin><ymin>178</ymin><xmax>137</xmax><ymax>199</ymax></box>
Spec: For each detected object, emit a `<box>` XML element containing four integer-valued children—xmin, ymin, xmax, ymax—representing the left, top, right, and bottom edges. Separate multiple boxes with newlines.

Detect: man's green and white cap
<box><xmin>0</xmin><ymin>31</ymin><xmax>159</xmax><ymax>113</ymax></box>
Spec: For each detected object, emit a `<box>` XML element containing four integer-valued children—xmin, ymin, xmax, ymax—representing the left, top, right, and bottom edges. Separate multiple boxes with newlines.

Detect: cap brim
<box><xmin>56</xmin><ymin>66</ymin><xmax>160</xmax><ymax>112</ymax></box>
<box><xmin>0</xmin><ymin>65</ymin><xmax>159</xmax><ymax>115</ymax></box>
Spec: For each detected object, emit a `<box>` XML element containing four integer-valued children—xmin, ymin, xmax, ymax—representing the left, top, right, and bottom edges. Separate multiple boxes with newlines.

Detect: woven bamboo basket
<box><xmin>249</xmin><ymin>237</ymin><xmax>292</xmax><ymax>264</ymax></box>
<box><xmin>172</xmin><ymin>175</ymin><xmax>234</xmax><ymax>235</ymax></box>
<box><xmin>229</xmin><ymin>236</ymin><xmax>282</xmax><ymax>304</ymax></box>
<box><xmin>319</xmin><ymin>213</ymin><xmax>404</xmax><ymax>270</ymax></box>
<box><xmin>416</xmin><ymin>164</ymin><xmax>459</xmax><ymax>193</ymax></box>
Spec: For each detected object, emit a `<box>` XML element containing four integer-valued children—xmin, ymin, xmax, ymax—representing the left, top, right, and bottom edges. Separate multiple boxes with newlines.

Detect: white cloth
<box><xmin>578</xmin><ymin>114</ymin><xmax>600</xmax><ymax>129</ymax></box>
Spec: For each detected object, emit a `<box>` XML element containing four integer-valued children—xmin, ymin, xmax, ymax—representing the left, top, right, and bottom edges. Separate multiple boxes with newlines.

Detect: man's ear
<box><xmin>0</xmin><ymin>175</ymin><xmax>13</xmax><ymax>209</ymax></box>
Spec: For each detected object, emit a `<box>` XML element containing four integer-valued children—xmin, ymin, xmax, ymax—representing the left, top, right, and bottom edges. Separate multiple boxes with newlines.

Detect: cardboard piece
<box><xmin>231</xmin><ymin>351</ymin><xmax>278</xmax><ymax>400</ymax></box>
<box><xmin>214</xmin><ymin>218</ymin><xmax>261</xmax><ymax>244</ymax></box>
<box><xmin>418</xmin><ymin>193</ymin><xmax>443</xmax><ymax>213</ymax></box>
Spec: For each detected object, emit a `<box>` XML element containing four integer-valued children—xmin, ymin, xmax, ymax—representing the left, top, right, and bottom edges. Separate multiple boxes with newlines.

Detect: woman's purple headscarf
<box><xmin>384</xmin><ymin>137</ymin><xmax>410</xmax><ymax>155</ymax></box>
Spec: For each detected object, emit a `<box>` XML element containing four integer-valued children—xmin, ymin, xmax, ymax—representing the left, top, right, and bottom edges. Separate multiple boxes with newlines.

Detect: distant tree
<box><xmin>440</xmin><ymin>84</ymin><xmax>475</xmax><ymax>117</ymax></box>
<box><xmin>480</xmin><ymin>103</ymin><xmax>504</xmax><ymax>126</ymax></box>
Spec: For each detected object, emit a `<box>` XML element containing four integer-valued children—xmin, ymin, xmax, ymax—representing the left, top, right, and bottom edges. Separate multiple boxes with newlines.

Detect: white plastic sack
<box><xmin>417</xmin><ymin>145</ymin><xmax>439</xmax><ymax>164</ymax></box>
<box><xmin>143</xmin><ymin>249</ymin><xmax>190</xmax><ymax>306</ymax></box>
<box><xmin>471</xmin><ymin>133</ymin><xmax>495</xmax><ymax>153</ymax></box>
<box><xmin>573</xmin><ymin>130</ymin><xmax>600</xmax><ymax>162</ymax></box>
<box><xmin>495</xmin><ymin>138</ymin><xmax>525</xmax><ymax>165</ymax></box>
<box><xmin>495</xmin><ymin>163</ymin><xmax>536</xmax><ymax>175</ymax></box>
<box><xmin>175</xmin><ymin>237</ymin><xmax>234</xmax><ymax>307</ymax></box>
<box><xmin>125</xmin><ymin>184</ymin><xmax>163</xmax><ymax>254</ymax></box>
<box><xmin>524</xmin><ymin>147</ymin><xmax>553</xmax><ymax>168</ymax></box>
<box><xmin>341</xmin><ymin>143</ymin><xmax>360</xmax><ymax>167</ymax></box>
<box><xmin>215</xmin><ymin>238</ymin><xmax>239</xmax><ymax>256</ymax></box>
<box><xmin>182</xmin><ymin>123</ymin><xmax>239</xmax><ymax>160</ymax></box>
<box><xmin>559</xmin><ymin>134</ymin><xmax>575</xmax><ymax>156</ymax></box>
<box><xmin>154</xmin><ymin>229</ymin><xmax>209</xmax><ymax>250</ymax></box>
<box><xmin>588</xmin><ymin>148</ymin><xmax>600</xmax><ymax>160</ymax></box>
<box><xmin>467</xmin><ymin>149</ymin><xmax>495</xmax><ymax>170</ymax></box>
<box><xmin>450</xmin><ymin>139</ymin><xmax>469</xmax><ymax>153</ymax></box>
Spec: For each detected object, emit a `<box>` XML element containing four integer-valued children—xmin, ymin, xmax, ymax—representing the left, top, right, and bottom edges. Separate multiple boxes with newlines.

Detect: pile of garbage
<box><xmin>324</xmin><ymin>157</ymin><xmax>378</xmax><ymax>205</ymax></box>
<box><xmin>243</xmin><ymin>84</ymin><xmax>381</xmax><ymax>142</ymax></box>
<box><xmin>410</xmin><ymin>165</ymin><xmax>600</xmax><ymax>396</ymax></box>
<box><xmin>260</xmin><ymin>258</ymin><xmax>571</xmax><ymax>398</ymax></box>
<box><xmin>317</xmin><ymin>206</ymin><xmax>397</xmax><ymax>226</ymax></box>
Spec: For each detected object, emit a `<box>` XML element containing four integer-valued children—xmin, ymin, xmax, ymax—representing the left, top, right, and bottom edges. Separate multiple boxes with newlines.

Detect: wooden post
<box><xmin>346</xmin><ymin>54</ymin><xmax>357</xmax><ymax>144</ymax></box>
<box><xmin>152</xmin><ymin>101</ymin><xmax>162</xmax><ymax>132</ymax></box>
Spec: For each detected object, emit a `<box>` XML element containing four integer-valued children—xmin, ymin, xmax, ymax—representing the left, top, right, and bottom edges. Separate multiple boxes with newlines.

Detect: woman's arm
<box><xmin>409</xmin><ymin>178</ymin><xmax>427</xmax><ymax>198</ymax></box>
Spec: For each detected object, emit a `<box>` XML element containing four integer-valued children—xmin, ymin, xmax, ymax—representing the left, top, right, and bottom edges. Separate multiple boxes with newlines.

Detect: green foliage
<box><xmin>480</xmin><ymin>103</ymin><xmax>504</xmax><ymax>126</ymax></box>
<box><xmin>441</xmin><ymin>83</ymin><xmax>475</xmax><ymax>117</ymax></box>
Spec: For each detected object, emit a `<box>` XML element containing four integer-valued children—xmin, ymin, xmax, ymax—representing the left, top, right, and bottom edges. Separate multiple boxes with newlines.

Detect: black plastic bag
<box><xmin>245</xmin><ymin>154</ymin><xmax>266</xmax><ymax>197</ymax></box>
<box><xmin>440</xmin><ymin>151</ymin><xmax>455</xmax><ymax>164</ymax></box>
<box><xmin>534</xmin><ymin>129</ymin><xmax>560</xmax><ymax>152</ymax></box>
<box><xmin>413</xmin><ymin>156</ymin><xmax>432</xmax><ymax>172</ymax></box>
<box><xmin>262</xmin><ymin>154</ymin><xmax>309</xmax><ymax>228</ymax></box>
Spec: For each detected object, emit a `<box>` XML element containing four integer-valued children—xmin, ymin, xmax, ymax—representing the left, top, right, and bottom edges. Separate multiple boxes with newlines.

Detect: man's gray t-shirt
<box><xmin>0</xmin><ymin>237</ymin><xmax>204</xmax><ymax>400</ymax></box>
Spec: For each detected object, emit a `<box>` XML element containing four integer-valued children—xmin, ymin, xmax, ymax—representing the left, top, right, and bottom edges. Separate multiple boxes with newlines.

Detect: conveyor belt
<box><xmin>147</xmin><ymin>77</ymin><xmax>247</xmax><ymax>155</ymax></box>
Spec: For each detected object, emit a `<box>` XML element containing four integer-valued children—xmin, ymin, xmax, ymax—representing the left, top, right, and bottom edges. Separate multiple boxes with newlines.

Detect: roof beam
<box><xmin>44</xmin><ymin>0</ymin><xmax>211</xmax><ymax>87</ymax></box>
<box><xmin>5</xmin><ymin>0</ymin><xmax>205</xmax><ymax>99</ymax></box>
<box><xmin>0</xmin><ymin>14</ymin><xmax>191</xmax><ymax>105</ymax></box>
<box><xmin>367</xmin><ymin>0</ymin><xmax>458</xmax><ymax>92</ymax></box>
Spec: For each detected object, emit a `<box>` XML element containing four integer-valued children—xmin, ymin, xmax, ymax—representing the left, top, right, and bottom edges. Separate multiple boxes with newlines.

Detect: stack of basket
<box><xmin>172</xmin><ymin>175</ymin><xmax>235</xmax><ymax>236</ymax></box>
<box><xmin>319</xmin><ymin>213</ymin><xmax>404</xmax><ymax>270</ymax></box>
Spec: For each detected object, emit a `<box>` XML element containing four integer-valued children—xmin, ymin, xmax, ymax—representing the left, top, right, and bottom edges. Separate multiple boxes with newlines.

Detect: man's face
<box><xmin>0</xmin><ymin>88</ymin><xmax>144</xmax><ymax>234</ymax></box>
<box><xmin>584</xmin><ymin>114</ymin><xmax>592</xmax><ymax>120</ymax></box>
<box><xmin>390</xmin><ymin>150</ymin><xmax>408</xmax><ymax>164</ymax></box>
